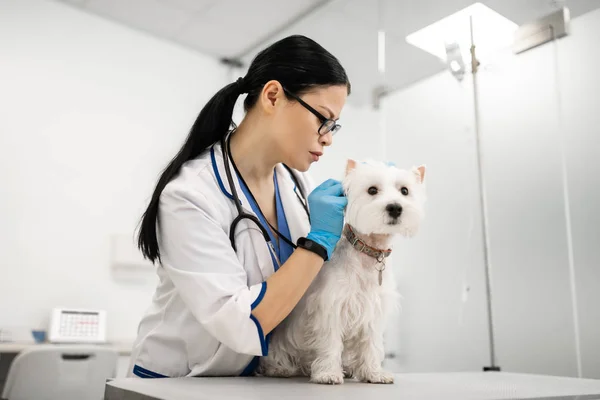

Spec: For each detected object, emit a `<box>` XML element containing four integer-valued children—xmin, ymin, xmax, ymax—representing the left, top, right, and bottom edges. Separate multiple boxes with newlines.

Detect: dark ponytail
<box><xmin>138</xmin><ymin>35</ymin><xmax>350</xmax><ymax>263</ymax></box>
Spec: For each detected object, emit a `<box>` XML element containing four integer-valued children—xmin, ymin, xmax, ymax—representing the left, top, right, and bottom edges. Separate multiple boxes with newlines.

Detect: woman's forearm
<box><xmin>251</xmin><ymin>248</ymin><xmax>324</xmax><ymax>334</ymax></box>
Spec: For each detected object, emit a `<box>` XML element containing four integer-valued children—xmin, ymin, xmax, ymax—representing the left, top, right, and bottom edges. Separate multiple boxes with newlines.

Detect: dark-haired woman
<box><xmin>129</xmin><ymin>35</ymin><xmax>351</xmax><ymax>378</ymax></box>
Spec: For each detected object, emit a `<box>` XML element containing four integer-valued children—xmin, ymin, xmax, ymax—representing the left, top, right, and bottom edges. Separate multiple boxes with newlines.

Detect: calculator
<box><xmin>48</xmin><ymin>308</ymin><xmax>107</xmax><ymax>344</ymax></box>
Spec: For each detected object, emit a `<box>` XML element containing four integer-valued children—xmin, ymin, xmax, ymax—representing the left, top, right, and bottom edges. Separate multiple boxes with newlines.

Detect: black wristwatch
<box><xmin>296</xmin><ymin>237</ymin><xmax>328</xmax><ymax>261</ymax></box>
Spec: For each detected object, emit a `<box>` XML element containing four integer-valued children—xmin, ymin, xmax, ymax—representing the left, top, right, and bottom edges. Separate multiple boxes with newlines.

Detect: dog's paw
<box><xmin>359</xmin><ymin>370</ymin><xmax>394</xmax><ymax>384</ymax></box>
<box><xmin>310</xmin><ymin>371</ymin><xmax>344</xmax><ymax>385</ymax></box>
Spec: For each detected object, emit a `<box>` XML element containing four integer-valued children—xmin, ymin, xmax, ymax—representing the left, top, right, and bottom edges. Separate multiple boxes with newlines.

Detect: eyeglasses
<box><xmin>283</xmin><ymin>87</ymin><xmax>342</xmax><ymax>136</ymax></box>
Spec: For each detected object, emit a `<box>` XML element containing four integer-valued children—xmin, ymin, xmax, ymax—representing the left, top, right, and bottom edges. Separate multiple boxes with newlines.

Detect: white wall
<box><xmin>3</xmin><ymin>0</ymin><xmax>597</xmax><ymax>382</ymax></box>
<box><xmin>381</xmin><ymin>7</ymin><xmax>600</xmax><ymax>379</ymax></box>
<box><xmin>381</xmin><ymin>72</ymin><xmax>491</xmax><ymax>373</ymax></box>
<box><xmin>476</xmin><ymin>34</ymin><xmax>577</xmax><ymax>378</ymax></box>
<box><xmin>0</xmin><ymin>0</ymin><xmax>228</xmax><ymax>342</ymax></box>
<box><xmin>0</xmin><ymin>0</ymin><xmax>384</xmax><ymax>349</ymax></box>
<box><xmin>558</xmin><ymin>7</ymin><xmax>600</xmax><ymax>379</ymax></box>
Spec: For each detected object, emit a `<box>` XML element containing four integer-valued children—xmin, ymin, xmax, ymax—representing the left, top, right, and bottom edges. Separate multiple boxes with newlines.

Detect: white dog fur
<box><xmin>256</xmin><ymin>159</ymin><xmax>427</xmax><ymax>384</ymax></box>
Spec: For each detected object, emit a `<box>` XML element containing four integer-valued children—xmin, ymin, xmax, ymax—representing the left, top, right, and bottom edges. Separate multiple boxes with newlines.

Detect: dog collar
<box><xmin>343</xmin><ymin>224</ymin><xmax>392</xmax><ymax>263</ymax></box>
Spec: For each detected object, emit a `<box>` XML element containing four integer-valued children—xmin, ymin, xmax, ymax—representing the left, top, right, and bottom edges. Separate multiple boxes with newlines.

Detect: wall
<box><xmin>381</xmin><ymin>7</ymin><xmax>600</xmax><ymax>378</ymax></box>
<box><xmin>0</xmin><ymin>0</ymin><xmax>228</xmax><ymax>343</ymax></box>
<box><xmin>476</xmin><ymin>32</ymin><xmax>577</xmax><ymax>378</ymax></box>
<box><xmin>381</xmin><ymin>72</ymin><xmax>491</xmax><ymax>373</ymax></box>
<box><xmin>554</xmin><ymin>7</ymin><xmax>600</xmax><ymax>379</ymax></box>
<box><xmin>0</xmin><ymin>0</ymin><xmax>384</xmax><ymax>354</ymax></box>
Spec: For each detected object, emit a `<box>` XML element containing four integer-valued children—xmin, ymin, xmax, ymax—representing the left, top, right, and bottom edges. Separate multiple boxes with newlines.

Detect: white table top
<box><xmin>105</xmin><ymin>372</ymin><xmax>600</xmax><ymax>400</ymax></box>
<box><xmin>0</xmin><ymin>341</ymin><xmax>132</xmax><ymax>356</ymax></box>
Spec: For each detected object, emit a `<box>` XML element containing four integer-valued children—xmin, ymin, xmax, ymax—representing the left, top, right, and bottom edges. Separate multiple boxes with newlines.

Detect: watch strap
<box><xmin>296</xmin><ymin>237</ymin><xmax>328</xmax><ymax>261</ymax></box>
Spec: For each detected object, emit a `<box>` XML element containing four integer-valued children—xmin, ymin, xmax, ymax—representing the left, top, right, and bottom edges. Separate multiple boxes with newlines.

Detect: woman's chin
<box><xmin>299</xmin><ymin>161</ymin><xmax>312</xmax><ymax>172</ymax></box>
<box><xmin>284</xmin><ymin>160</ymin><xmax>310</xmax><ymax>172</ymax></box>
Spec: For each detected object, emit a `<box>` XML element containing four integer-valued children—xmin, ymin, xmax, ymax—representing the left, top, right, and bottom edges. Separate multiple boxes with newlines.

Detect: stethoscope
<box><xmin>220</xmin><ymin>134</ymin><xmax>310</xmax><ymax>268</ymax></box>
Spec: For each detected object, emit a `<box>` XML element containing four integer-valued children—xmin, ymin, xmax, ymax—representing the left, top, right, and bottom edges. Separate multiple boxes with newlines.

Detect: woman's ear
<box><xmin>260</xmin><ymin>80</ymin><xmax>284</xmax><ymax>113</ymax></box>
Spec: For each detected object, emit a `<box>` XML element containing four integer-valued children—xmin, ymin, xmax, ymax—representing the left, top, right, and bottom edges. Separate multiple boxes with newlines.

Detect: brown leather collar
<box><xmin>343</xmin><ymin>224</ymin><xmax>392</xmax><ymax>262</ymax></box>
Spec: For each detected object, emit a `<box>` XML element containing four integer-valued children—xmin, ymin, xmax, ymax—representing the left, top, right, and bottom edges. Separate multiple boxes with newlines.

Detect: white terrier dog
<box><xmin>257</xmin><ymin>159</ymin><xmax>426</xmax><ymax>384</ymax></box>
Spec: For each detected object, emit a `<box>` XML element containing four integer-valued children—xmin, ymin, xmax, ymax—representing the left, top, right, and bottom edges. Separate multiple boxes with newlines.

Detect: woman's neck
<box><xmin>228</xmin><ymin>114</ymin><xmax>280</xmax><ymax>187</ymax></box>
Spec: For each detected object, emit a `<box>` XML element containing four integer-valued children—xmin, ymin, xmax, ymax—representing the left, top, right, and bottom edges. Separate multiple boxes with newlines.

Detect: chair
<box><xmin>1</xmin><ymin>345</ymin><xmax>118</xmax><ymax>400</ymax></box>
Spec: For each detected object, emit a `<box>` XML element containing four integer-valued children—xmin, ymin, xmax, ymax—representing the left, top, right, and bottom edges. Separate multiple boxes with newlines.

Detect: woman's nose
<box><xmin>319</xmin><ymin>132</ymin><xmax>333</xmax><ymax>147</ymax></box>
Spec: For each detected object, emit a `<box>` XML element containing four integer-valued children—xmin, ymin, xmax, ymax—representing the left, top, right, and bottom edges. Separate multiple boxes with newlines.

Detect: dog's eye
<box><xmin>401</xmin><ymin>187</ymin><xmax>409</xmax><ymax>196</ymax></box>
<box><xmin>368</xmin><ymin>186</ymin><xmax>378</xmax><ymax>195</ymax></box>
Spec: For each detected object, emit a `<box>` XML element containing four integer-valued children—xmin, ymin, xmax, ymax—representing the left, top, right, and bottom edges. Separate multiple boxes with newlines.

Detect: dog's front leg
<box><xmin>309</xmin><ymin>330</ymin><xmax>344</xmax><ymax>385</ymax></box>
<box><xmin>352</xmin><ymin>327</ymin><xmax>394</xmax><ymax>384</ymax></box>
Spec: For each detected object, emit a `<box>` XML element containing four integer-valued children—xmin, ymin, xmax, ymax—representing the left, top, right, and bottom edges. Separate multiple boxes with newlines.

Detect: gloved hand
<box><xmin>306</xmin><ymin>179</ymin><xmax>348</xmax><ymax>259</ymax></box>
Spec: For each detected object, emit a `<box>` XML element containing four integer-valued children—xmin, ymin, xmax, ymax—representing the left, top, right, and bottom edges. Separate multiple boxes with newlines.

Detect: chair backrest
<box><xmin>1</xmin><ymin>345</ymin><xmax>118</xmax><ymax>400</ymax></box>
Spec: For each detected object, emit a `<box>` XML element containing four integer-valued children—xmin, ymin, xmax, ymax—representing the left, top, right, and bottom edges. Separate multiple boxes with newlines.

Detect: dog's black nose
<box><xmin>386</xmin><ymin>203</ymin><xmax>403</xmax><ymax>218</ymax></box>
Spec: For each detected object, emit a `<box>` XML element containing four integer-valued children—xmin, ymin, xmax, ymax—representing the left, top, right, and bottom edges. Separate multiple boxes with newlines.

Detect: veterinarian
<box><xmin>128</xmin><ymin>35</ymin><xmax>351</xmax><ymax>378</ymax></box>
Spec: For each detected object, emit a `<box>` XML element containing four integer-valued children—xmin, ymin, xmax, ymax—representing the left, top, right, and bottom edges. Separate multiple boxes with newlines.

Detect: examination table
<box><xmin>104</xmin><ymin>372</ymin><xmax>600</xmax><ymax>400</ymax></box>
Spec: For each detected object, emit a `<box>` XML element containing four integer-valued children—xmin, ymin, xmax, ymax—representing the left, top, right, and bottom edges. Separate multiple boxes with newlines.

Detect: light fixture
<box><xmin>445</xmin><ymin>41</ymin><xmax>466</xmax><ymax>81</ymax></box>
<box><xmin>378</xmin><ymin>29</ymin><xmax>386</xmax><ymax>74</ymax></box>
<box><xmin>377</xmin><ymin>0</ymin><xmax>386</xmax><ymax>76</ymax></box>
<box><xmin>405</xmin><ymin>2</ymin><xmax>518</xmax><ymax>68</ymax></box>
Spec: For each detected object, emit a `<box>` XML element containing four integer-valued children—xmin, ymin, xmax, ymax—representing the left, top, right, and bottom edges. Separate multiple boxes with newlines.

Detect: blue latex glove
<box><xmin>306</xmin><ymin>179</ymin><xmax>348</xmax><ymax>259</ymax></box>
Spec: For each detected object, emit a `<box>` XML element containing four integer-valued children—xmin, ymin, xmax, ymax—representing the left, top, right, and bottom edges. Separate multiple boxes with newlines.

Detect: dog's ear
<box><xmin>346</xmin><ymin>159</ymin><xmax>357</xmax><ymax>175</ymax></box>
<box><xmin>413</xmin><ymin>165</ymin><xmax>426</xmax><ymax>183</ymax></box>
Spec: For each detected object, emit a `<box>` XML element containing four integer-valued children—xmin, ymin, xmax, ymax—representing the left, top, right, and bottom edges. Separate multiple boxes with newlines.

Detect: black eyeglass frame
<box><xmin>283</xmin><ymin>87</ymin><xmax>341</xmax><ymax>136</ymax></box>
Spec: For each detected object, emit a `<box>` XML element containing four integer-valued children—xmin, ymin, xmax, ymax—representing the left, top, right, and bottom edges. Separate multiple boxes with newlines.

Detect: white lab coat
<box><xmin>128</xmin><ymin>140</ymin><xmax>313</xmax><ymax>378</ymax></box>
